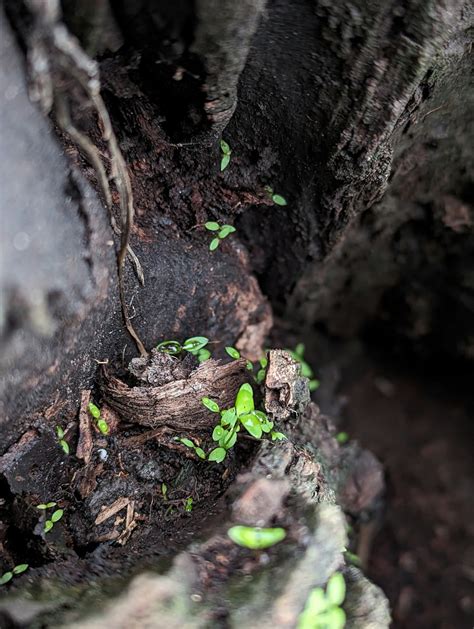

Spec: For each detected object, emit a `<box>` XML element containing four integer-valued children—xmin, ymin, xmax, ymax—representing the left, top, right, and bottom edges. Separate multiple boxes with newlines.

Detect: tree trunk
<box><xmin>0</xmin><ymin>0</ymin><xmax>472</xmax><ymax>626</ymax></box>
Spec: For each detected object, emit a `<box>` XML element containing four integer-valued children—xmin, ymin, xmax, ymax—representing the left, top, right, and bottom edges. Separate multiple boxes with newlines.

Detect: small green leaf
<box><xmin>220</xmin><ymin>408</ymin><xmax>237</xmax><ymax>427</ymax></box>
<box><xmin>0</xmin><ymin>572</ymin><xmax>13</xmax><ymax>585</ymax></box>
<box><xmin>260</xmin><ymin>420</ymin><xmax>274</xmax><ymax>434</ymax></box>
<box><xmin>272</xmin><ymin>194</ymin><xmax>287</xmax><ymax>206</ymax></box>
<box><xmin>201</xmin><ymin>397</ymin><xmax>220</xmax><ymax>413</ymax></box>
<box><xmin>309</xmin><ymin>379</ymin><xmax>320</xmax><ymax>391</ymax></box>
<box><xmin>208</xmin><ymin>447</ymin><xmax>227</xmax><ymax>463</ymax></box>
<box><xmin>326</xmin><ymin>572</ymin><xmax>346</xmax><ymax>606</ymax></box>
<box><xmin>161</xmin><ymin>483</ymin><xmax>168</xmax><ymax>499</ymax></box>
<box><xmin>156</xmin><ymin>340</ymin><xmax>182</xmax><ymax>355</ymax></box>
<box><xmin>60</xmin><ymin>440</ymin><xmax>70</xmax><ymax>455</ymax></box>
<box><xmin>225</xmin><ymin>346</ymin><xmax>240</xmax><ymax>359</ymax></box>
<box><xmin>324</xmin><ymin>606</ymin><xmax>346</xmax><ymax>629</ymax></box>
<box><xmin>235</xmin><ymin>383</ymin><xmax>254</xmax><ymax>415</ymax></box>
<box><xmin>97</xmin><ymin>419</ymin><xmax>109</xmax><ymax>435</ymax></box>
<box><xmin>246</xmin><ymin>360</ymin><xmax>254</xmax><ymax>371</ymax></box>
<box><xmin>336</xmin><ymin>431</ymin><xmax>349</xmax><ymax>444</ymax></box>
<box><xmin>256</xmin><ymin>369</ymin><xmax>266</xmax><ymax>384</ymax></box>
<box><xmin>88</xmin><ymin>402</ymin><xmax>101</xmax><ymax>419</ymax></box>
<box><xmin>195</xmin><ymin>447</ymin><xmax>206</xmax><ymax>460</ymax></box>
<box><xmin>220</xmin><ymin>139</ymin><xmax>231</xmax><ymax>155</ymax></box>
<box><xmin>264</xmin><ymin>185</ymin><xmax>274</xmax><ymax>195</ymax></box>
<box><xmin>46</xmin><ymin>501</ymin><xmax>56</xmax><ymax>508</ymax></box>
<box><xmin>12</xmin><ymin>564</ymin><xmax>28</xmax><ymax>575</ymax></box>
<box><xmin>182</xmin><ymin>336</ymin><xmax>209</xmax><ymax>353</ymax></box>
<box><xmin>259</xmin><ymin>356</ymin><xmax>268</xmax><ymax>369</ymax></box>
<box><xmin>44</xmin><ymin>520</ymin><xmax>53</xmax><ymax>534</ymax></box>
<box><xmin>37</xmin><ymin>504</ymin><xmax>50</xmax><ymax>510</ymax></box>
<box><xmin>220</xmin><ymin>154</ymin><xmax>231</xmax><ymax>171</ymax></box>
<box><xmin>197</xmin><ymin>348</ymin><xmax>211</xmax><ymax>362</ymax></box>
<box><xmin>51</xmin><ymin>509</ymin><xmax>64</xmax><ymax>523</ymax></box>
<box><xmin>212</xmin><ymin>425</ymin><xmax>225</xmax><ymax>441</ymax></box>
<box><xmin>271</xmin><ymin>431</ymin><xmax>287</xmax><ymax>441</ymax></box>
<box><xmin>227</xmin><ymin>526</ymin><xmax>286</xmax><ymax>549</ymax></box>
<box><xmin>304</xmin><ymin>587</ymin><xmax>328</xmax><ymax>616</ymax></box>
<box><xmin>218</xmin><ymin>225</ymin><xmax>236</xmax><ymax>239</ymax></box>
<box><xmin>185</xmin><ymin>497</ymin><xmax>193</xmax><ymax>512</ymax></box>
<box><xmin>240</xmin><ymin>413</ymin><xmax>263</xmax><ymax>439</ymax></box>
<box><xmin>180</xmin><ymin>438</ymin><xmax>195</xmax><ymax>448</ymax></box>
<box><xmin>222</xmin><ymin>429</ymin><xmax>238</xmax><ymax>449</ymax></box>
<box><xmin>204</xmin><ymin>221</ymin><xmax>220</xmax><ymax>232</ymax></box>
<box><xmin>209</xmin><ymin>237</ymin><xmax>220</xmax><ymax>251</ymax></box>
<box><xmin>295</xmin><ymin>343</ymin><xmax>305</xmax><ymax>357</ymax></box>
<box><xmin>56</xmin><ymin>425</ymin><xmax>64</xmax><ymax>439</ymax></box>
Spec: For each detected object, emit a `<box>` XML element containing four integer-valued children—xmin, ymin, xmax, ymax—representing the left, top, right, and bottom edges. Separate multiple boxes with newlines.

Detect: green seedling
<box><xmin>344</xmin><ymin>551</ymin><xmax>361</xmax><ymax>567</ymax></box>
<box><xmin>265</xmin><ymin>185</ymin><xmax>287</xmax><ymax>206</ymax></box>
<box><xmin>225</xmin><ymin>346</ymin><xmax>240</xmax><ymax>359</ymax></box>
<box><xmin>336</xmin><ymin>432</ymin><xmax>349</xmax><ymax>445</ymax></box>
<box><xmin>36</xmin><ymin>502</ymin><xmax>56</xmax><ymax>510</ymax></box>
<box><xmin>205</xmin><ymin>221</ymin><xmax>236</xmax><ymax>251</ymax></box>
<box><xmin>298</xmin><ymin>572</ymin><xmax>346</xmax><ymax>629</ymax></box>
<box><xmin>161</xmin><ymin>483</ymin><xmax>168</xmax><ymax>500</ymax></box>
<box><xmin>56</xmin><ymin>425</ymin><xmax>69</xmax><ymax>455</ymax></box>
<box><xmin>220</xmin><ymin>139</ymin><xmax>232</xmax><ymax>171</ymax></box>
<box><xmin>184</xmin><ymin>497</ymin><xmax>193</xmax><ymax>513</ymax></box>
<box><xmin>157</xmin><ymin>336</ymin><xmax>210</xmax><ymax>361</ymax></box>
<box><xmin>204</xmin><ymin>383</ymin><xmax>281</xmax><ymax>463</ymax></box>
<box><xmin>38</xmin><ymin>502</ymin><xmax>64</xmax><ymax>534</ymax></box>
<box><xmin>178</xmin><ymin>437</ymin><xmax>206</xmax><ymax>460</ymax></box>
<box><xmin>255</xmin><ymin>355</ymin><xmax>268</xmax><ymax>384</ymax></box>
<box><xmin>227</xmin><ymin>525</ymin><xmax>286</xmax><ymax>550</ymax></box>
<box><xmin>88</xmin><ymin>402</ymin><xmax>109</xmax><ymax>435</ymax></box>
<box><xmin>287</xmin><ymin>343</ymin><xmax>320</xmax><ymax>392</ymax></box>
<box><xmin>0</xmin><ymin>564</ymin><xmax>28</xmax><ymax>586</ymax></box>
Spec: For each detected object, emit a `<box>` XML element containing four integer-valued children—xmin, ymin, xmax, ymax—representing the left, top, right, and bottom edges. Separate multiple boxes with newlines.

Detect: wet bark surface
<box><xmin>0</xmin><ymin>0</ymin><xmax>473</xmax><ymax>627</ymax></box>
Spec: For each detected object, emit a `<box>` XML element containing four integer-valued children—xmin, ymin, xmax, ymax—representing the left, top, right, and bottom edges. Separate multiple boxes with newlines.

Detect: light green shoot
<box><xmin>204</xmin><ymin>221</ymin><xmax>236</xmax><ymax>250</ymax></box>
<box><xmin>227</xmin><ymin>525</ymin><xmax>286</xmax><ymax>549</ymax></box>
<box><xmin>220</xmin><ymin>139</ymin><xmax>232</xmax><ymax>171</ymax></box>
<box><xmin>298</xmin><ymin>572</ymin><xmax>346</xmax><ymax>629</ymax></box>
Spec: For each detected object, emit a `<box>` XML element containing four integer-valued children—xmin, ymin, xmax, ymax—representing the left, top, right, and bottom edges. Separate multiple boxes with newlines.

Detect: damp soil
<box><xmin>334</xmin><ymin>350</ymin><xmax>474</xmax><ymax>629</ymax></box>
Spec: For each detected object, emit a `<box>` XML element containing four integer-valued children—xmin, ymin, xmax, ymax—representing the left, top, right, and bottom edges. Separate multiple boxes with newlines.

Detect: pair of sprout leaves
<box><xmin>36</xmin><ymin>502</ymin><xmax>64</xmax><ymax>534</ymax></box>
<box><xmin>0</xmin><ymin>563</ymin><xmax>28</xmax><ymax>586</ymax></box>
<box><xmin>88</xmin><ymin>401</ymin><xmax>109</xmax><ymax>435</ymax></box>
<box><xmin>204</xmin><ymin>221</ymin><xmax>236</xmax><ymax>251</ymax></box>
<box><xmin>181</xmin><ymin>382</ymin><xmax>285</xmax><ymax>463</ymax></box>
<box><xmin>298</xmin><ymin>572</ymin><xmax>346</xmax><ymax>629</ymax></box>
<box><xmin>157</xmin><ymin>335</ymin><xmax>211</xmax><ymax>362</ymax></box>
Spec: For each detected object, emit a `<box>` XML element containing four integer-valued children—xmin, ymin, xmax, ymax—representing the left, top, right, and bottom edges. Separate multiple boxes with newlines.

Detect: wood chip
<box><xmin>76</xmin><ymin>390</ymin><xmax>93</xmax><ymax>464</ymax></box>
<box><xmin>95</xmin><ymin>496</ymin><xmax>130</xmax><ymax>526</ymax></box>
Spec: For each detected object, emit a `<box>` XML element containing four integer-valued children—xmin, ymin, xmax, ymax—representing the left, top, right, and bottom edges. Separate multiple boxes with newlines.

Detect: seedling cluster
<box><xmin>288</xmin><ymin>343</ymin><xmax>320</xmax><ymax>392</ymax></box>
<box><xmin>298</xmin><ymin>572</ymin><xmax>346</xmax><ymax>629</ymax></box>
<box><xmin>178</xmin><ymin>383</ymin><xmax>285</xmax><ymax>464</ymax></box>
<box><xmin>220</xmin><ymin>139</ymin><xmax>232</xmax><ymax>171</ymax></box>
<box><xmin>265</xmin><ymin>185</ymin><xmax>287</xmax><ymax>206</ymax></box>
<box><xmin>88</xmin><ymin>402</ymin><xmax>109</xmax><ymax>435</ymax></box>
<box><xmin>204</xmin><ymin>221</ymin><xmax>236</xmax><ymax>251</ymax></box>
<box><xmin>227</xmin><ymin>525</ymin><xmax>286</xmax><ymax>549</ymax></box>
<box><xmin>0</xmin><ymin>564</ymin><xmax>28</xmax><ymax>586</ymax></box>
<box><xmin>157</xmin><ymin>336</ymin><xmax>210</xmax><ymax>362</ymax></box>
<box><xmin>37</xmin><ymin>502</ymin><xmax>64</xmax><ymax>534</ymax></box>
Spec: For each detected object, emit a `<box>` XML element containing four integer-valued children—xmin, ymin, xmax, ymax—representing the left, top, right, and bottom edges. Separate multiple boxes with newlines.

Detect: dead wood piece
<box><xmin>264</xmin><ymin>350</ymin><xmax>310</xmax><ymax>421</ymax></box>
<box><xmin>95</xmin><ymin>496</ymin><xmax>130</xmax><ymax>525</ymax></box>
<box><xmin>101</xmin><ymin>358</ymin><xmax>249</xmax><ymax>429</ymax></box>
<box><xmin>76</xmin><ymin>390</ymin><xmax>93</xmax><ymax>464</ymax></box>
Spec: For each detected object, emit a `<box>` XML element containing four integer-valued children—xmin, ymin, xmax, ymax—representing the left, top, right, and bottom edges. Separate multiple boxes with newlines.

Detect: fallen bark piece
<box><xmin>264</xmin><ymin>350</ymin><xmax>310</xmax><ymax>421</ymax></box>
<box><xmin>95</xmin><ymin>497</ymin><xmax>130</xmax><ymax>526</ymax></box>
<box><xmin>76</xmin><ymin>390</ymin><xmax>93</xmax><ymax>464</ymax></box>
<box><xmin>101</xmin><ymin>358</ymin><xmax>249</xmax><ymax>429</ymax></box>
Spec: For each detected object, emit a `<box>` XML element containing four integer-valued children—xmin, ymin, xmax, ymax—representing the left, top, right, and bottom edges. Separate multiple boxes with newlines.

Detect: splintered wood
<box><xmin>101</xmin><ymin>358</ymin><xmax>249</xmax><ymax>429</ymax></box>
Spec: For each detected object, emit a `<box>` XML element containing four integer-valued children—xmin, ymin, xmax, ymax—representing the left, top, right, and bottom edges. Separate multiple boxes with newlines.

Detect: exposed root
<box><xmin>26</xmin><ymin>0</ymin><xmax>147</xmax><ymax>355</ymax></box>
